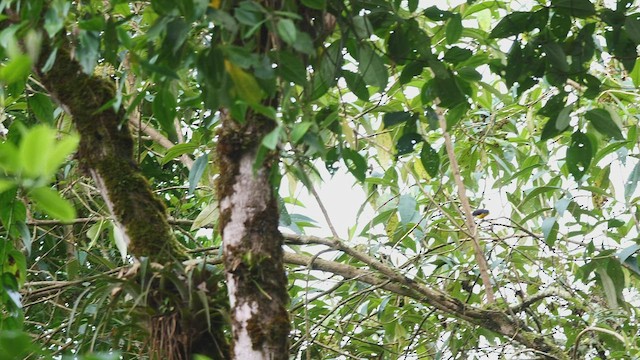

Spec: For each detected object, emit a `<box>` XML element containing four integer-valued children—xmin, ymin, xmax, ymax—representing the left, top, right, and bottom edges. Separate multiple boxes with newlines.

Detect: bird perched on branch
<box><xmin>472</xmin><ymin>209</ymin><xmax>489</xmax><ymax>219</ymax></box>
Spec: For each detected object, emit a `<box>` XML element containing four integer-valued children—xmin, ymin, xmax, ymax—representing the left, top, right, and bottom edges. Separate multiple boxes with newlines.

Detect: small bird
<box><xmin>472</xmin><ymin>209</ymin><xmax>489</xmax><ymax>219</ymax></box>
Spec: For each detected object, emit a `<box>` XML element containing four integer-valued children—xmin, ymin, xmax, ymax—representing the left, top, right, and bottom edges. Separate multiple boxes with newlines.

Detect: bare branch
<box><xmin>436</xmin><ymin>106</ymin><xmax>495</xmax><ymax>304</ymax></box>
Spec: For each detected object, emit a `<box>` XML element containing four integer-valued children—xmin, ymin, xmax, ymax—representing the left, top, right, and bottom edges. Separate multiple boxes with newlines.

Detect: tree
<box><xmin>1</xmin><ymin>0</ymin><xmax>640</xmax><ymax>359</ymax></box>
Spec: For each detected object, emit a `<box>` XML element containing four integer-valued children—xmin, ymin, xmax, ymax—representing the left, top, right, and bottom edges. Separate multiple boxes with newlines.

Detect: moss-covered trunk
<box><xmin>217</xmin><ymin>109</ymin><xmax>290</xmax><ymax>359</ymax></box>
<box><xmin>37</xmin><ymin>45</ymin><xmax>184</xmax><ymax>263</ymax></box>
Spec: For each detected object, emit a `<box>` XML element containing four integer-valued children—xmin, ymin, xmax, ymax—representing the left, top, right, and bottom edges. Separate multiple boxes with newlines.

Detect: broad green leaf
<box><xmin>423</xmin><ymin>6</ymin><xmax>452</xmax><ymax>21</ymax></box>
<box><xmin>630</xmin><ymin>58</ymin><xmax>640</xmax><ymax>88</ymax></box>
<box><xmin>0</xmin><ymin>54</ymin><xmax>31</xmax><ymax>85</ymax></box>
<box><xmin>188</xmin><ymin>154</ymin><xmax>208</xmax><ymax>194</ymax></box>
<box><xmin>153</xmin><ymin>87</ymin><xmax>179</xmax><ymax>142</ymax></box>
<box><xmin>342</xmin><ymin>148</ymin><xmax>367</xmax><ymax>182</ymax></box>
<box><xmin>343</xmin><ymin>70</ymin><xmax>369</xmax><ymax>101</ymax></box>
<box><xmin>358</xmin><ymin>44</ymin><xmax>388</xmax><ymax>91</ymax></box>
<box><xmin>225</xmin><ymin>60</ymin><xmax>265</xmax><ymax>103</ymax></box>
<box><xmin>420</xmin><ymin>142</ymin><xmax>440</xmax><ymax>177</ymax></box>
<box><xmin>443</xmin><ymin>47</ymin><xmax>472</xmax><ymax>64</ymax></box>
<box><xmin>396</xmin><ymin>132</ymin><xmax>422</xmax><ymax>156</ymax></box>
<box><xmin>555</xmin><ymin>105</ymin><xmax>572</xmax><ymax>130</ymax></box>
<box><xmin>0</xmin><ymin>179</ymin><xmax>15</xmax><ymax>194</ymax></box>
<box><xmin>585</xmin><ymin>108</ymin><xmax>624</xmax><ymax>140</ymax></box>
<box><xmin>446</xmin><ymin>14</ymin><xmax>462</xmax><ymax>44</ymax></box>
<box><xmin>262</xmin><ymin>125</ymin><xmax>282</xmax><ymax>150</ymax></box>
<box><xmin>45</xmin><ymin>134</ymin><xmax>79</xmax><ymax>176</ymax></box>
<box><xmin>543</xmin><ymin>42</ymin><xmax>569</xmax><ymax>72</ymax></box>
<box><xmin>541</xmin><ymin>216</ymin><xmax>558</xmax><ymax>246</ymax></box>
<box><xmin>274</xmin><ymin>50</ymin><xmax>306</xmax><ymax>85</ymax></box>
<box><xmin>161</xmin><ymin>143</ymin><xmax>198</xmax><ymax>165</ymax></box>
<box><xmin>398</xmin><ymin>194</ymin><xmax>418</xmax><ymax>225</ymax></box>
<box><xmin>353</xmin><ymin>15</ymin><xmax>372</xmax><ymax>39</ymax></box>
<box><xmin>277</xmin><ymin>19</ymin><xmax>297</xmax><ymax>45</ymax></box>
<box><xmin>489</xmin><ymin>12</ymin><xmax>536</xmax><ymax>38</ymax></box>
<box><xmin>625</xmin><ymin>15</ymin><xmax>640</xmax><ymax>43</ymax></box>
<box><xmin>76</xmin><ymin>31</ymin><xmax>99</xmax><ymax>74</ymax></box>
<box><xmin>191</xmin><ymin>202</ymin><xmax>218</xmax><ymax>230</ymax></box>
<box><xmin>617</xmin><ymin>244</ymin><xmax>640</xmax><ymax>262</ymax></box>
<box><xmin>28</xmin><ymin>93</ymin><xmax>54</xmax><ymax>124</ymax></box>
<box><xmin>20</xmin><ymin>125</ymin><xmax>56</xmax><ymax>178</ymax></box>
<box><xmin>291</xmin><ymin>122</ymin><xmax>313</xmax><ymax>144</ymax></box>
<box><xmin>625</xmin><ymin>161</ymin><xmax>640</xmax><ymax>201</ymax></box>
<box><xmin>551</xmin><ymin>0</ymin><xmax>595</xmax><ymax>18</ymax></box>
<box><xmin>0</xmin><ymin>142</ymin><xmax>19</xmax><ymax>173</ymax></box>
<box><xmin>29</xmin><ymin>187</ymin><xmax>76</xmax><ymax>221</ymax></box>
<box><xmin>301</xmin><ymin>0</ymin><xmax>325</xmax><ymax>10</ymax></box>
<box><xmin>383</xmin><ymin>112</ymin><xmax>413</xmax><ymax>128</ymax></box>
<box><xmin>566</xmin><ymin>131</ymin><xmax>592</xmax><ymax>180</ymax></box>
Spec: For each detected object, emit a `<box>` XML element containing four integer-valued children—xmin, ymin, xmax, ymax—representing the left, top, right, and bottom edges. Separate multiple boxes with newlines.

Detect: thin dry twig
<box><xmin>436</xmin><ymin>106</ymin><xmax>495</xmax><ymax>304</ymax></box>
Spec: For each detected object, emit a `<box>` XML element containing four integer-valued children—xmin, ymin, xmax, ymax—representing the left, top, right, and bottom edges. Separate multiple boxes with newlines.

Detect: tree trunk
<box><xmin>217</xmin><ymin>109</ymin><xmax>290</xmax><ymax>359</ymax></box>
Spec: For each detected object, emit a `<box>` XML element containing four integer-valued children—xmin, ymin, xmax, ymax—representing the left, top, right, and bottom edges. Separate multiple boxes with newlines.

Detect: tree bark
<box><xmin>217</xmin><ymin>109</ymin><xmax>290</xmax><ymax>359</ymax></box>
<box><xmin>36</xmin><ymin>45</ymin><xmax>185</xmax><ymax>263</ymax></box>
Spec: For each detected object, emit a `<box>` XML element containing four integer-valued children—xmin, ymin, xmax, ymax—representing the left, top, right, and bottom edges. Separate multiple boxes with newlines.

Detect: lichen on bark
<box><xmin>217</xmin><ymin>109</ymin><xmax>290</xmax><ymax>359</ymax></box>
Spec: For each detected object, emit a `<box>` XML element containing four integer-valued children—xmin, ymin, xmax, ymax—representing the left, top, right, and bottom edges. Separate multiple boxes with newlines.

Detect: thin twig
<box><xmin>437</xmin><ymin>106</ymin><xmax>495</xmax><ymax>304</ymax></box>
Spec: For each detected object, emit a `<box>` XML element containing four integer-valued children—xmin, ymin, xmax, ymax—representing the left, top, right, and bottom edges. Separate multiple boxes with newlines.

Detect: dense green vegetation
<box><xmin>1</xmin><ymin>0</ymin><xmax>640</xmax><ymax>358</ymax></box>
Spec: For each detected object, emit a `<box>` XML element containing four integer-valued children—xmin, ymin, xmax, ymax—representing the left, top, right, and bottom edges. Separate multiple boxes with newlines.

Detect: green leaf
<box><xmin>20</xmin><ymin>125</ymin><xmax>56</xmax><ymax>178</ymax></box>
<box><xmin>262</xmin><ymin>126</ymin><xmax>282</xmax><ymax>150</ymax></box>
<box><xmin>45</xmin><ymin>133</ymin><xmax>79</xmax><ymax>176</ymax></box>
<box><xmin>76</xmin><ymin>31</ymin><xmax>100</xmax><ymax>74</ymax></box>
<box><xmin>443</xmin><ymin>47</ymin><xmax>472</xmax><ymax>64</ymax></box>
<box><xmin>153</xmin><ymin>87</ymin><xmax>179</xmax><ymax>142</ymax></box>
<box><xmin>541</xmin><ymin>216</ymin><xmax>558</xmax><ymax>246</ymax></box>
<box><xmin>555</xmin><ymin>104</ymin><xmax>572</xmax><ymax>130</ymax></box>
<box><xmin>29</xmin><ymin>187</ymin><xmax>76</xmax><ymax>221</ymax></box>
<box><xmin>0</xmin><ymin>179</ymin><xmax>16</xmax><ymax>194</ymax></box>
<box><xmin>274</xmin><ymin>50</ymin><xmax>306</xmax><ymax>85</ymax></box>
<box><xmin>551</xmin><ymin>0</ymin><xmax>596</xmax><ymax>18</ymax></box>
<box><xmin>0</xmin><ymin>55</ymin><xmax>31</xmax><ymax>85</ymax></box>
<box><xmin>420</xmin><ymin>142</ymin><xmax>440</xmax><ymax>177</ymax></box>
<box><xmin>358</xmin><ymin>44</ymin><xmax>388</xmax><ymax>91</ymax></box>
<box><xmin>398</xmin><ymin>194</ymin><xmax>418</xmax><ymax>224</ymax></box>
<box><xmin>342</xmin><ymin>148</ymin><xmax>367</xmax><ymax>182</ymax></box>
<box><xmin>625</xmin><ymin>161</ymin><xmax>640</xmax><ymax>201</ymax></box>
<box><xmin>277</xmin><ymin>19</ymin><xmax>297</xmax><ymax>45</ymax></box>
<box><xmin>396</xmin><ymin>132</ymin><xmax>422</xmax><ymax>156</ymax></box>
<box><xmin>625</xmin><ymin>15</ymin><xmax>640</xmax><ymax>43</ymax></box>
<box><xmin>291</xmin><ymin>122</ymin><xmax>313</xmax><ymax>143</ymax></box>
<box><xmin>343</xmin><ymin>70</ymin><xmax>369</xmax><ymax>101</ymax></box>
<box><xmin>423</xmin><ymin>6</ymin><xmax>452</xmax><ymax>21</ymax></box>
<box><xmin>543</xmin><ymin>42</ymin><xmax>569</xmax><ymax>72</ymax></box>
<box><xmin>630</xmin><ymin>59</ymin><xmax>640</xmax><ymax>88</ymax></box>
<box><xmin>188</xmin><ymin>154</ymin><xmax>208</xmax><ymax>194</ymax></box>
<box><xmin>489</xmin><ymin>12</ymin><xmax>536</xmax><ymax>38</ymax></box>
<box><xmin>161</xmin><ymin>143</ymin><xmax>198</xmax><ymax>165</ymax></box>
<box><xmin>191</xmin><ymin>202</ymin><xmax>218</xmax><ymax>230</ymax></box>
<box><xmin>445</xmin><ymin>14</ymin><xmax>463</xmax><ymax>44</ymax></box>
<box><xmin>566</xmin><ymin>131</ymin><xmax>593</xmax><ymax>181</ymax></box>
<box><xmin>28</xmin><ymin>93</ymin><xmax>54</xmax><ymax>124</ymax></box>
<box><xmin>584</xmin><ymin>108</ymin><xmax>624</xmax><ymax>140</ymax></box>
<box><xmin>383</xmin><ymin>111</ymin><xmax>413</xmax><ymax>128</ymax></box>
<box><xmin>225</xmin><ymin>60</ymin><xmax>265</xmax><ymax>104</ymax></box>
<box><xmin>301</xmin><ymin>0</ymin><xmax>325</xmax><ymax>10</ymax></box>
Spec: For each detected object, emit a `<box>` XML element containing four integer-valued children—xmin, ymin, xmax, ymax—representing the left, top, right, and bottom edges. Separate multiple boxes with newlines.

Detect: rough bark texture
<box><xmin>36</xmin><ymin>45</ymin><xmax>185</xmax><ymax>263</ymax></box>
<box><xmin>217</xmin><ymin>110</ymin><xmax>290</xmax><ymax>359</ymax></box>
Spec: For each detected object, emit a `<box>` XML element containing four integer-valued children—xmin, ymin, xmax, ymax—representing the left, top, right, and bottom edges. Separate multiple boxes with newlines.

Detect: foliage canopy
<box><xmin>1</xmin><ymin>0</ymin><xmax>640</xmax><ymax>359</ymax></box>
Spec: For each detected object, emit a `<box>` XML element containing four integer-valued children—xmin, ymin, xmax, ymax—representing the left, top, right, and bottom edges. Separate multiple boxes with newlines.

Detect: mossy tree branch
<box><xmin>36</xmin><ymin>44</ymin><xmax>185</xmax><ymax>263</ymax></box>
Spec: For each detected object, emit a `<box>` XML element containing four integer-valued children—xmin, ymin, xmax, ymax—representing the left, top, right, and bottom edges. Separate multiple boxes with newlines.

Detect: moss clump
<box><xmin>38</xmin><ymin>43</ymin><xmax>185</xmax><ymax>262</ymax></box>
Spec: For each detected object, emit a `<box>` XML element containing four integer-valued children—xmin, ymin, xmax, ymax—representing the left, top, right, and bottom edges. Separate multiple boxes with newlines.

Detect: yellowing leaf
<box><xmin>209</xmin><ymin>0</ymin><xmax>221</xmax><ymax>9</ymax></box>
<box><xmin>224</xmin><ymin>60</ymin><xmax>265</xmax><ymax>104</ymax></box>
